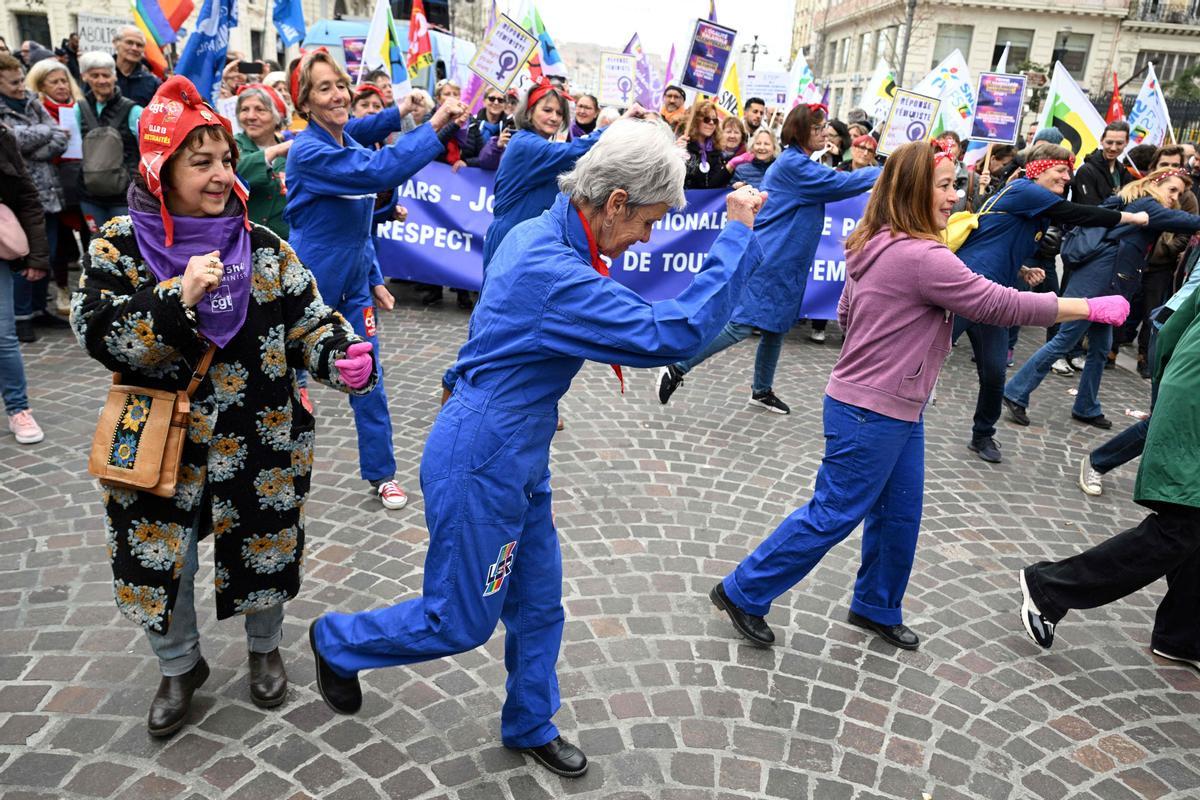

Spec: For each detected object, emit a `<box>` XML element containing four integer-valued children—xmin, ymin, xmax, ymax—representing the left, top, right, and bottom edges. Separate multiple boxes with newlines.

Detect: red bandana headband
<box><xmin>1151</xmin><ymin>168</ymin><xmax>1189</xmax><ymax>184</ymax></box>
<box><xmin>807</xmin><ymin>103</ymin><xmax>828</xmax><ymax>115</ymax></box>
<box><xmin>1025</xmin><ymin>157</ymin><xmax>1075</xmax><ymax>180</ymax></box>
<box><xmin>353</xmin><ymin>84</ymin><xmax>386</xmax><ymax>103</ymax></box>
<box><xmin>526</xmin><ymin>76</ymin><xmax>574</xmax><ymax>112</ymax></box>
<box><xmin>931</xmin><ymin>138</ymin><xmax>957</xmax><ymax>168</ymax></box>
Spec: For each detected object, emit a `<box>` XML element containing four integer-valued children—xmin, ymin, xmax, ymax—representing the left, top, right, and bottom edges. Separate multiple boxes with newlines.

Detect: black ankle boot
<box><xmin>248</xmin><ymin>649</ymin><xmax>288</xmax><ymax>708</ymax></box>
<box><xmin>147</xmin><ymin>658</ymin><xmax>210</xmax><ymax>738</ymax></box>
<box><xmin>517</xmin><ymin>736</ymin><xmax>588</xmax><ymax>777</ymax></box>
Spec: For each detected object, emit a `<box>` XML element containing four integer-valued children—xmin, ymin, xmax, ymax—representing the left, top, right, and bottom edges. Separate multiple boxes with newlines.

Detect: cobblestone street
<box><xmin>2</xmin><ymin>292</ymin><xmax>1198</xmax><ymax>800</ymax></box>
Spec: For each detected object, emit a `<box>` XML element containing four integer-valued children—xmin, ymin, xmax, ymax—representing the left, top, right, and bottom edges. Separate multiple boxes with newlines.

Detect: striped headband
<box><xmin>1151</xmin><ymin>168</ymin><xmax>1189</xmax><ymax>184</ymax></box>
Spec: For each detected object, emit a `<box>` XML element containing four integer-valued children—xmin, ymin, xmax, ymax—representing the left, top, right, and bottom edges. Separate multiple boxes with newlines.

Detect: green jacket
<box><xmin>1136</xmin><ymin>287</ymin><xmax>1200</xmax><ymax>509</ymax></box>
<box><xmin>235</xmin><ymin>132</ymin><xmax>288</xmax><ymax>239</ymax></box>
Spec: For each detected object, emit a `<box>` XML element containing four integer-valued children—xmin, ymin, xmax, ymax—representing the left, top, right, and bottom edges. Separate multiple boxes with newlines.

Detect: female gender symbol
<box><xmin>496</xmin><ymin>50</ymin><xmax>518</xmax><ymax>80</ymax></box>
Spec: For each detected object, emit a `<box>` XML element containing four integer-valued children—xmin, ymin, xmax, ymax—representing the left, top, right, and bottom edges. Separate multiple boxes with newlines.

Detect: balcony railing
<box><xmin>1129</xmin><ymin>0</ymin><xmax>1200</xmax><ymax>22</ymax></box>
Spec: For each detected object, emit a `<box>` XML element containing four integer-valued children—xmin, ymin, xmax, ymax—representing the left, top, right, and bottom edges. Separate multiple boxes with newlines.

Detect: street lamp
<box><xmin>741</xmin><ymin>35</ymin><xmax>768</xmax><ymax>71</ymax></box>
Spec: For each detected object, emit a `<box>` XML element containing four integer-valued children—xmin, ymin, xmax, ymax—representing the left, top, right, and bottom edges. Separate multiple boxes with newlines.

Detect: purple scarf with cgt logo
<box><xmin>128</xmin><ymin>183</ymin><xmax>252</xmax><ymax>348</ymax></box>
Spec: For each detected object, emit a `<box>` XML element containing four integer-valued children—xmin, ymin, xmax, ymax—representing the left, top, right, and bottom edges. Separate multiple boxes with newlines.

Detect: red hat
<box><xmin>236</xmin><ymin>82</ymin><xmax>288</xmax><ymax>118</ymax></box>
<box><xmin>353</xmin><ymin>83</ymin><xmax>385</xmax><ymax>103</ymax></box>
<box><xmin>139</xmin><ymin>75</ymin><xmax>249</xmax><ymax>246</ymax></box>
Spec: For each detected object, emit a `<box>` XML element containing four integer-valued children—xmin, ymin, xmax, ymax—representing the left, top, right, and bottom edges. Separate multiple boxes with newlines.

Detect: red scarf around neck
<box><xmin>575</xmin><ymin>208</ymin><xmax>626</xmax><ymax>394</ymax></box>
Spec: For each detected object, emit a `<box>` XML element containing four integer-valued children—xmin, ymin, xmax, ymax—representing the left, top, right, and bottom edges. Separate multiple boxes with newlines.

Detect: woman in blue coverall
<box><xmin>285</xmin><ymin>51</ymin><xmax>468</xmax><ymax>510</ymax></box>
<box><xmin>309</xmin><ymin>120</ymin><xmax>767</xmax><ymax>779</ymax></box>
<box><xmin>657</xmin><ymin>102</ymin><xmax>880</xmax><ymax>415</ymax></box>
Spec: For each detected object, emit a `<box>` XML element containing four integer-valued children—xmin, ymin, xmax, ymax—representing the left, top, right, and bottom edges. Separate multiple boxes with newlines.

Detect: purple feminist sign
<box><xmin>623</xmin><ymin>33</ymin><xmax>658</xmax><ymax>109</ymax></box>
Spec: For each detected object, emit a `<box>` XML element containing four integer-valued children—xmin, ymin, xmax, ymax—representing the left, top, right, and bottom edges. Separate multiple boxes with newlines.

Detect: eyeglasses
<box><xmin>854</xmin><ymin>145</ymin><xmax>876</xmax><ymax>154</ymax></box>
<box><xmin>701</xmin><ymin>117</ymin><xmax>718</xmax><ymax>124</ymax></box>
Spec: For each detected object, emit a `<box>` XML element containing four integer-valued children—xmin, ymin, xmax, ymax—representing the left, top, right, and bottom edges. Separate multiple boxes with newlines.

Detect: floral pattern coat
<box><xmin>71</xmin><ymin>216</ymin><xmax>374</xmax><ymax>633</ymax></box>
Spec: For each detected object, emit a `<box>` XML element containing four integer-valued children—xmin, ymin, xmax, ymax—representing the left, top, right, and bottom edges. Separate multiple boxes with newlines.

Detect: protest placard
<box><xmin>878</xmin><ymin>89</ymin><xmax>941</xmax><ymax>156</ymax></box>
<box><xmin>599</xmin><ymin>52</ymin><xmax>638</xmax><ymax>107</ymax></box>
<box><xmin>76</xmin><ymin>14</ymin><xmax>128</xmax><ymax>57</ymax></box>
<box><xmin>342</xmin><ymin>37</ymin><xmax>367</xmax><ymax>75</ymax></box>
<box><xmin>680</xmin><ymin>19</ymin><xmax>737</xmax><ymax>96</ymax></box>
<box><xmin>742</xmin><ymin>71</ymin><xmax>789</xmax><ymax>106</ymax></box>
<box><xmin>970</xmin><ymin>72</ymin><xmax>1026</xmax><ymax>145</ymax></box>
<box><xmin>468</xmin><ymin>14</ymin><xmax>539</xmax><ymax>93</ymax></box>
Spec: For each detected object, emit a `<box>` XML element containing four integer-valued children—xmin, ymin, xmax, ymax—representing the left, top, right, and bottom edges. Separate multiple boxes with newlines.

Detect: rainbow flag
<box><xmin>131</xmin><ymin>0</ymin><xmax>192</xmax><ymax>77</ymax></box>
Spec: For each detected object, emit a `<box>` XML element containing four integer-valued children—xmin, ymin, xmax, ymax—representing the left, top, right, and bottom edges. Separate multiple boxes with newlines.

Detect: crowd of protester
<box><xmin>2</xmin><ymin>32</ymin><xmax>1200</xmax><ymax>781</ymax></box>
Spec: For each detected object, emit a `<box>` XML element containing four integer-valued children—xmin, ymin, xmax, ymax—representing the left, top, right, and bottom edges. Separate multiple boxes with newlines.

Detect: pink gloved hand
<box><xmin>335</xmin><ymin>342</ymin><xmax>375</xmax><ymax>388</ymax></box>
<box><xmin>726</xmin><ymin>150</ymin><xmax>754</xmax><ymax>170</ymax></box>
<box><xmin>1086</xmin><ymin>295</ymin><xmax>1131</xmax><ymax>326</ymax></box>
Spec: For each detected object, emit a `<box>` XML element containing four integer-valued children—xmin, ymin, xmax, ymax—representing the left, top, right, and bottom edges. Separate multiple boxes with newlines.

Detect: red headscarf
<box><xmin>236</xmin><ymin>82</ymin><xmax>288</xmax><ymax>119</ymax></box>
<box><xmin>526</xmin><ymin>76</ymin><xmax>574</xmax><ymax>112</ymax></box>
<box><xmin>138</xmin><ymin>75</ymin><xmax>249</xmax><ymax>246</ymax></box>
<box><xmin>1025</xmin><ymin>156</ymin><xmax>1075</xmax><ymax>181</ymax></box>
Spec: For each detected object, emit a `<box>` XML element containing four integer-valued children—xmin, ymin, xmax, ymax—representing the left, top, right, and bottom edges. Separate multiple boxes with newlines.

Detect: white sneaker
<box><xmin>55</xmin><ymin>286</ymin><xmax>71</xmax><ymax>316</ymax></box>
<box><xmin>809</xmin><ymin>329</ymin><xmax>826</xmax><ymax>343</ymax></box>
<box><xmin>1152</xmin><ymin>649</ymin><xmax>1200</xmax><ymax>671</ymax></box>
<box><xmin>1068</xmin><ymin>355</ymin><xmax>1087</xmax><ymax>371</ymax></box>
<box><xmin>7</xmin><ymin>409</ymin><xmax>44</xmax><ymax>444</ymax></box>
<box><xmin>1051</xmin><ymin>358</ymin><xmax>1073</xmax><ymax>376</ymax></box>
<box><xmin>376</xmin><ymin>480</ymin><xmax>408</xmax><ymax>510</ymax></box>
<box><xmin>1078</xmin><ymin>456</ymin><xmax>1103</xmax><ymax>496</ymax></box>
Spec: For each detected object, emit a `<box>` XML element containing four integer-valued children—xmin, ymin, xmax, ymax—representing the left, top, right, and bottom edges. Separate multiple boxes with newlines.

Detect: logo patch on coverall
<box><xmin>363</xmin><ymin>307</ymin><xmax>377</xmax><ymax>338</ymax></box>
<box><xmin>482</xmin><ymin>541</ymin><xmax>517</xmax><ymax>596</ymax></box>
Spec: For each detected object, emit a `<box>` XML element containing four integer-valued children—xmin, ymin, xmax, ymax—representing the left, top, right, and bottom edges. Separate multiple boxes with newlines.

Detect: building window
<box><xmin>826</xmin><ymin>38</ymin><xmax>838</xmax><ymax>74</ymax></box>
<box><xmin>932</xmin><ymin>24</ymin><xmax>972</xmax><ymax>67</ymax></box>
<box><xmin>839</xmin><ymin>36</ymin><xmax>851</xmax><ymax>72</ymax></box>
<box><xmin>993</xmin><ymin>28</ymin><xmax>1034</xmax><ymax>68</ymax></box>
<box><xmin>250</xmin><ymin>30</ymin><xmax>264</xmax><ymax>61</ymax></box>
<box><xmin>15</xmin><ymin>13</ymin><xmax>51</xmax><ymax>49</ymax></box>
<box><xmin>858</xmin><ymin>31</ymin><xmax>872</xmax><ymax>71</ymax></box>
<box><xmin>1135</xmin><ymin>50</ymin><xmax>1198</xmax><ymax>82</ymax></box>
<box><xmin>876</xmin><ymin>26</ymin><xmax>899</xmax><ymax>66</ymax></box>
<box><xmin>1051</xmin><ymin>32</ymin><xmax>1093</xmax><ymax>77</ymax></box>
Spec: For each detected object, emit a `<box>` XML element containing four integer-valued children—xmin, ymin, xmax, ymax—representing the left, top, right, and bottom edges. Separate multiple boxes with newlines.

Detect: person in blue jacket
<box><xmin>948</xmin><ymin>142</ymin><xmax>1147</xmax><ymax>463</ymax></box>
<box><xmin>657</xmin><ymin>103</ymin><xmax>880</xmax><ymax>415</ymax></box>
<box><xmin>285</xmin><ymin>51</ymin><xmax>468</xmax><ymax>510</ymax></box>
<box><xmin>308</xmin><ymin>120</ymin><xmax>767</xmax><ymax>779</ymax></box>
<box><xmin>1003</xmin><ymin>168</ymin><xmax>1200</xmax><ymax>428</ymax></box>
<box><xmin>480</xmin><ymin>77</ymin><xmax>628</xmax><ymax>269</ymax></box>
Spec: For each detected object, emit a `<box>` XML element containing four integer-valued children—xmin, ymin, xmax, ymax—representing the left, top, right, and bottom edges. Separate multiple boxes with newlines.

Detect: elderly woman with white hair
<box><xmin>75</xmin><ymin>51</ymin><xmax>143</xmax><ymax>227</ymax></box>
<box><xmin>234</xmin><ymin>83</ymin><xmax>292</xmax><ymax>238</ymax></box>
<box><xmin>309</xmin><ymin>119</ymin><xmax>767</xmax><ymax>779</ymax></box>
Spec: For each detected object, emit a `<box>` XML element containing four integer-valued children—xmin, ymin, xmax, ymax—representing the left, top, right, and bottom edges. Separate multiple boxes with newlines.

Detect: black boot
<box><xmin>517</xmin><ymin>736</ymin><xmax>588</xmax><ymax>777</ymax></box>
<box><xmin>15</xmin><ymin>319</ymin><xmax>36</xmax><ymax>343</ymax></box>
<box><xmin>248</xmin><ymin>649</ymin><xmax>288</xmax><ymax>708</ymax></box>
<box><xmin>147</xmin><ymin>658</ymin><xmax>210</xmax><ymax>738</ymax></box>
<box><xmin>309</xmin><ymin>620</ymin><xmax>362</xmax><ymax>714</ymax></box>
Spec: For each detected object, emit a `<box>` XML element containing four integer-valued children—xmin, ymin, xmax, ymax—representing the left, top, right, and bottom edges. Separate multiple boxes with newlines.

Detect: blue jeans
<box><xmin>1090</xmin><ymin>325</ymin><xmax>1159</xmax><ymax>475</ymax></box>
<box><xmin>952</xmin><ymin>317</ymin><xmax>1009</xmax><ymax>441</ymax></box>
<box><xmin>145</xmin><ymin>514</ymin><xmax>285</xmax><ymax>676</ymax></box>
<box><xmin>80</xmin><ymin>201</ymin><xmax>128</xmax><ymax>234</ymax></box>
<box><xmin>0</xmin><ymin>263</ymin><xmax>30</xmax><ymax>414</ymax></box>
<box><xmin>724</xmin><ymin>396</ymin><xmax>924</xmax><ymax>625</ymax></box>
<box><xmin>1004</xmin><ymin>319</ymin><xmax>1111</xmax><ymax>418</ymax></box>
<box><xmin>11</xmin><ymin>215</ymin><xmax>57</xmax><ymax>320</ymax></box>
<box><xmin>674</xmin><ymin>321</ymin><xmax>784</xmax><ymax>396</ymax></box>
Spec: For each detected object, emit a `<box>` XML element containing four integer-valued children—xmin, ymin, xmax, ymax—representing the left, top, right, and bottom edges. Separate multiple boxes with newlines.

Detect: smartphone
<box><xmin>237</xmin><ymin>61</ymin><xmax>262</xmax><ymax>76</ymax></box>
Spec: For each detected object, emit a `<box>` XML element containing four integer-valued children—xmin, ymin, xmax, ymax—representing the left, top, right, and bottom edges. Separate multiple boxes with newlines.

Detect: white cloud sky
<box><xmin>508</xmin><ymin>0</ymin><xmax>798</xmax><ymax>70</ymax></box>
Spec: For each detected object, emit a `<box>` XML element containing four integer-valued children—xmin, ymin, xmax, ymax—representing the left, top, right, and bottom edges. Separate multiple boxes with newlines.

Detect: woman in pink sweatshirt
<box><xmin>710</xmin><ymin>141</ymin><xmax>1131</xmax><ymax>651</ymax></box>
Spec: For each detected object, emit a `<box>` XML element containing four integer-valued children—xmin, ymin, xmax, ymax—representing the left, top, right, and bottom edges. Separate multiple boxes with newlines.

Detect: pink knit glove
<box><xmin>335</xmin><ymin>342</ymin><xmax>375</xmax><ymax>388</ymax></box>
<box><xmin>1086</xmin><ymin>295</ymin><xmax>1131</xmax><ymax>326</ymax></box>
<box><xmin>726</xmin><ymin>150</ymin><xmax>754</xmax><ymax>170</ymax></box>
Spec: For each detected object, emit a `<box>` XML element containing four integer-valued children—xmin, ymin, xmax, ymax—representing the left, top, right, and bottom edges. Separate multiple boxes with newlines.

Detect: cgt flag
<box><xmin>1038</xmin><ymin>61</ymin><xmax>1106</xmax><ymax>160</ymax></box>
<box><xmin>273</xmin><ymin>0</ymin><xmax>306</xmax><ymax>48</ymax></box>
<box><xmin>174</xmin><ymin>0</ymin><xmax>236</xmax><ymax>102</ymax></box>
<box><xmin>407</xmin><ymin>0</ymin><xmax>435</xmax><ymax>81</ymax></box>
<box><xmin>1105</xmin><ymin>71</ymin><xmax>1124</xmax><ymax>123</ymax></box>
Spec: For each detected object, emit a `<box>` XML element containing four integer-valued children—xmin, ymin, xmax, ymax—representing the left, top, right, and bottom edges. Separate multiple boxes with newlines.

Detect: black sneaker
<box><xmin>1019</xmin><ymin>569</ymin><xmax>1055</xmax><ymax>648</ymax></box>
<box><xmin>15</xmin><ymin>319</ymin><xmax>36</xmax><ymax>343</ymax></box>
<box><xmin>32</xmin><ymin>311</ymin><xmax>70</xmax><ymax>328</ymax></box>
<box><xmin>749</xmin><ymin>390</ymin><xmax>790</xmax><ymax>414</ymax></box>
<box><xmin>1071</xmin><ymin>412</ymin><xmax>1112</xmax><ymax>430</ymax></box>
<box><xmin>657</xmin><ymin>365</ymin><xmax>684</xmax><ymax>405</ymax></box>
<box><xmin>968</xmin><ymin>436</ymin><xmax>1001</xmax><ymax>463</ymax></box>
<box><xmin>1002</xmin><ymin>397</ymin><xmax>1030</xmax><ymax>426</ymax></box>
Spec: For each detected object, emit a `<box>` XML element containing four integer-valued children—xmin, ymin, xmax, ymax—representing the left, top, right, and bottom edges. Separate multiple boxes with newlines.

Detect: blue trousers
<box><xmin>317</xmin><ymin>384</ymin><xmax>564</xmax><ymax>748</ymax></box>
<box><xmin>674</xmin><ymin>321</ymin><xmax>784</xmax><ymax>396</ymax></box>
<box><xmin>336</xmin><ymin>280</ymin><xmax>396</xmax><ymax>483</ymax></box>
<box><xmin>11</xmin><ymin>215</ymin><xmax>57</xmax><ymax>320</ymax></box>
<box><xmin>0</xmin><ymin>263</ymin><xmax>30</xmax><ymax>415</ymax></box>
<box><xmin>1004</xmin><ymin>319</ymin><xmax>1112</xmax><ymax>418</ymax></box>
<box><xmin>952</xmin><ymin>317</ymin><xmax>1009</xmax><ymax>441</ymax></box>
<box><xmin>1090</xmin><ymin>325</ymin><xmax>1159</xmax><ymax>475</ymax></box>
<box><xmin>724</xmin><ymin>396</ymin><xmax>924</xmax><ymax>626</ymax></box>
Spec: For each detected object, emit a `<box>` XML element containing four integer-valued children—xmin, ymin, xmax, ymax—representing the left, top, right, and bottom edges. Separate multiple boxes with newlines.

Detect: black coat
<box><xmin>0</xmin><ymin>124</ymin><xmax>49</xmax><ymax>271</ymax></box>
<box><xmin>1071</xmin><ymin>149</ymin><xmax>1132</xmax><ymax>205</ymax></box>
<box><xmin>684</xmin><ymin>140</ymin><xmax>731</xmax><ymax>189</ymax></box>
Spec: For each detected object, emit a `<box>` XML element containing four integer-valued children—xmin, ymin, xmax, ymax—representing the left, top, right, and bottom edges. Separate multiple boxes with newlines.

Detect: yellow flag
<box><xmin>716</xmin><ymin>61</ymin><xmax>742</xmax><ymax>118</ymax></box>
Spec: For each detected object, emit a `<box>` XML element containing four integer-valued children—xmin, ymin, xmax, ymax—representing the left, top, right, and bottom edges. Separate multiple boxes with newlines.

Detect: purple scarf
<box><xmin>569</xmin><ymin>119</ymin><xmax>596</xmax><ymax>140</ymax></box>
<box><xmin>127</xmin><ymin>183</ymin><xmax>252</xmax><ymax>348</ymax></box>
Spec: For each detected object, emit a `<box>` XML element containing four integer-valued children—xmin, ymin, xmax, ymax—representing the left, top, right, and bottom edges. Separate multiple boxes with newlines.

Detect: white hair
<box><xmin>79</xmin><ymin>52</ymin><xmax>116</xmax><ymax>75</ymax></box>
<box><xmin>597</xmin><ymin>106</ymin><xmax>621</xmax><ymax>127</ymax></box>
<box><xmin>558</xmin><ymin>118</ymin><xmax>686</xmax><ymax>210</ymax></box>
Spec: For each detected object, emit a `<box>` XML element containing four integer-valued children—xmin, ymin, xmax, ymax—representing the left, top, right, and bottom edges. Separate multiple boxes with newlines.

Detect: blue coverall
<box><xmin>285</xmin><ymin>108</ymin><xmax>444</xmax><ymax>482</ymax></box>
<box><xmin>316</xmin><ymin>193</ymin><xmax>763</xmax><ymax>748</ymax></box>
<box><xmin>480</xmin><ymin>128</ymin><xmax>603</xmax><ymax>268</ymax></box>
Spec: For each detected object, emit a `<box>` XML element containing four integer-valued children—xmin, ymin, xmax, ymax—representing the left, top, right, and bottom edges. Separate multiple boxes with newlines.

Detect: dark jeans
<box><xmin>11</xmin><ymin>214</ymin><xmax>58</xmax><ymax>319</ymax></box>
<box><xmin>1124</xmin><ymin>269</ymin><xmax>1174</xmax><ymax>358</ymax></box>
<box><xmin>952</xmin><ymin>316</ymin><xmax>1009</xmax><ymax>441</ymax></box>
<box><xmin>1089</xmin><ymin>324</ymin><xmax>1160</xmax><ymax>475</ymax></box>
<box><xmin>1024</xmin><ymin>502</ymin><xmax>1200</xmax><ymax>659</ymax></box>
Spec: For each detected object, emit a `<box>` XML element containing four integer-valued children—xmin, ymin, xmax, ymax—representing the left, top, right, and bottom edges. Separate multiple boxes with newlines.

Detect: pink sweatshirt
<box><xmin>826</xmin><ymin>229</ymin><xmax>1059</xmax><ymax>422</ymax></box>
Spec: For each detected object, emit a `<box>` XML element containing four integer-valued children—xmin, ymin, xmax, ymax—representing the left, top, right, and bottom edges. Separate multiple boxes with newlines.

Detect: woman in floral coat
<box><xmin>71</xmin><ymin>76</ymin><xmax>376</xmax><ymax>738</ymax></box>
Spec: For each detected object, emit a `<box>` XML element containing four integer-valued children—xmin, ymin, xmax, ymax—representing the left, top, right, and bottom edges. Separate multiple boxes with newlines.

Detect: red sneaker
<box><xmin>376</xmin><ymin>480</ymin><xmax>408</xmax><ymax>510</ymax></box>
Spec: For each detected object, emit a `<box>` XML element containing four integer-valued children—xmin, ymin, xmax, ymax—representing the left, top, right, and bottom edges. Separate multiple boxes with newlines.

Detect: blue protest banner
<box><xmin>371</xmin><ymin>162</ymin><xmax>864</xmax><ymax>321</ymax></box>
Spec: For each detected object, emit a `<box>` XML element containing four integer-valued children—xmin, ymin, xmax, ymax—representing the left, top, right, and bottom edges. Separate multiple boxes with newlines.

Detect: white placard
<box><xmin>76</xmin><ymin>14</ymin><xmax>128</xmax><ymax>57</ymax></box>
<box><xmin>59</xmin><ymin>108</ymin><xmax>82</xmax><ymax>159</ymax></box>
<box><xmin>741</xmin><ymin>70</ymin><xmax>789</xmax><ymax>107</ymax></box>
<box><xmin>215</xmin><ymin>96</ymin><xmax>241</xmax><ymax>135</ymax></box>
<box><xmin>468</xmin><ymin>14</ymin><xmax>539</xmax><ymax>94</ymax></box>
<box><xmin>877</xmin><ymin>89</ymin><xmax>941</xmax><ymax>157</ymax></box>
<box><xmin>598</xmin><ymin>52</ymin><xmax>637</xmax><ymax>108</ymax></box>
